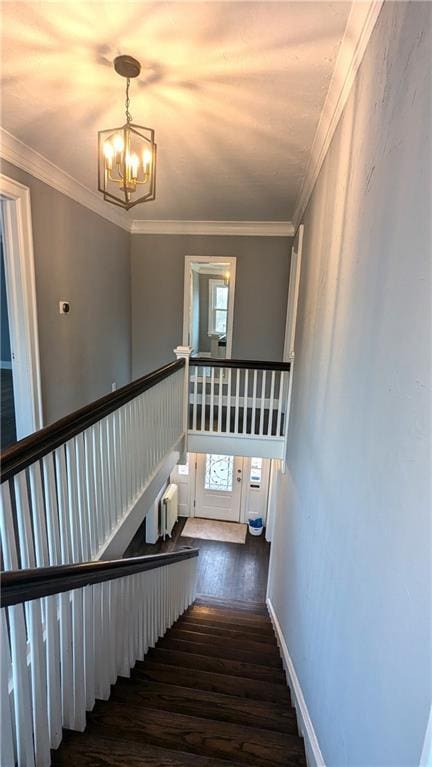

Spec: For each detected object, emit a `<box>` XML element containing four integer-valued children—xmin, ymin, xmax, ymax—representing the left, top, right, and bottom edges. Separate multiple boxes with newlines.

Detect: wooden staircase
<box><xmin>52</xmin><ymin>596</ymin><xmax>306</xmax><ymax>767</ymax></box>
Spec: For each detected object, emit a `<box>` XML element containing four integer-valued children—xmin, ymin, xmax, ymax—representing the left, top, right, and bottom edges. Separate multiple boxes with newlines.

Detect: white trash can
<box><xmin>248</xmin><ymin>512</ymin><xmax>264</xmax><ymax>536</ymax></box>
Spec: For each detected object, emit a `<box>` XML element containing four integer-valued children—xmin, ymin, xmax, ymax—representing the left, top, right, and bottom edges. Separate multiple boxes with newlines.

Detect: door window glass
<box><xmin>204</xmin><ymin>454</ymin><xmax>233</xmax><ymax>492</ymax></box>
<box><xmin>250</xmin><ymin>457</ymin><xmax>262</xmax><ymax>486</ymax></box>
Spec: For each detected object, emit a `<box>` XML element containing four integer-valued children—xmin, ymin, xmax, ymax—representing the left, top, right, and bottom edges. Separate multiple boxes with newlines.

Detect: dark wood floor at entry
<box><xmin>125</xmin><ymin>517</ymin><xmax>270</xmax><ymax>603</ymax></box>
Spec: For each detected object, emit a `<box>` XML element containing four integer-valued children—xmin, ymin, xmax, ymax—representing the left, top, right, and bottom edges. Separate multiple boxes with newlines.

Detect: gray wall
<box><xmin>0</xmin><ymin>160</ymin><xmax>131</xmax><ymax>425</ymax></box>
<box><xmin>131</xmin><ymin>234</ymin><xmax>291</xmax><ymax>377</ymax></box>
<box><xmin>267</xmin><ymin>4</ymin><xmax>431</xmax><ymax>766</ymax></box>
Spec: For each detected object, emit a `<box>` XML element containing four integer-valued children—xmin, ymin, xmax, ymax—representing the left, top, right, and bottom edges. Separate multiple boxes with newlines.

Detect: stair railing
<box><xmin>1</xmin><ymin>547</ymin><xmax>199</xmax><ymax>767</ymax></box>
<box><xmin>0</xmin><ymin>358</ymin><xmax>186</xmax><ymax>573</ymax></box>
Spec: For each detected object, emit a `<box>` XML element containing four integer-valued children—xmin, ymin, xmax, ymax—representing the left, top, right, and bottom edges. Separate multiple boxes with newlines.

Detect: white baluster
<box><xmin>268</xmin><ymin>371</ymin><xmax>276</xmax><ymax>436</ymax></box>
<box><xmin>243</xmin><ymin>369</ymin><xmax>249</xmax><ymax>434</ymax></box>
<box><xmin>0</xmin><ymin>610</ymin><xmax>15</xmax><ymax>767</ymax></box>
<box><xmin>218</xmin><ymin>368</ymin><xmax>223</xmax><ymax>433</ymax></box>
<box><xmin>192</xmin><ymin>367</ymin><xmax>198</xmax><ymax>431</ymax></box>
<box><xmin>200</xmin><ymin>366</ymin><xmax>206</xmax><ymax>432</ymax></box>
<box><xmin>226</xmin><ymin>368</ymin><xmax>232</xmax><ymax>433</ymax></box>
<box><xmin>234</xmin><ymin>368</ymin><xmax>240</xmax><ymax>434</ymax></box>
<box><xmin>209</xmin><ymin>367</ymin><xmax>215</xmax><ymax>432</ymax></box>
<box><xmin>251</xmin><ymin>370</ymin><xmax>258</xmax><ymax>435</ymax></box>
<box><xmin>276</xmin><ymin>371</ymin><xmax>284</xmax><ymax>436</ymax></box>
<box><xmin>259</xmin><ymin>370</ymin><xmax>267</xmax><ymax>436</ymax></box>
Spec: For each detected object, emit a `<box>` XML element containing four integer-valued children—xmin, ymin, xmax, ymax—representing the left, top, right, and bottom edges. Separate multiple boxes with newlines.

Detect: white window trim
<box><xmin>208</xmin><ymin>278</ymin><xmax>228</xmax><ymax>336</ymax></box>
<box><xmin>183</xmin><ymin>255</ymin><xmax>236</xmax><ymax>359</ymax></box>
<box><xmin>0</xmin><ymin>174</ymin><xmax>43</xmax><ymax>437</ymax></box>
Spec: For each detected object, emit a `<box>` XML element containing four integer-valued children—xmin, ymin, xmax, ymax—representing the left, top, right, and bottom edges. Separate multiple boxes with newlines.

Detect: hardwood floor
<box><xmin>53</xmin><ymin>597</ymin><xmax>306</xmax><ymax>767</ymax></box>
<box><xmin>125</xmin><ymin>516</ymin><xmax>270</xmax><ymax>603</ymax></box>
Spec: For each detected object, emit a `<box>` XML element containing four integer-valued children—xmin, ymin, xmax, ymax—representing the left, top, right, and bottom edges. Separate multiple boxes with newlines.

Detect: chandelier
<box><xmin>98</xmin><ymin>55</ymin><xmax>157</xmax><ymax>210</ymax></box>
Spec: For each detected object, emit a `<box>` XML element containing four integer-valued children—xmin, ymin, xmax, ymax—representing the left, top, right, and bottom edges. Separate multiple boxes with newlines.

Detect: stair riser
<box><xmin>53</xmin><ymin>733</ymin><xmax>247</xmax><ymax>767</ymax></box>
<box><xmin>134</xmin><ymin>662</ymin><xmax>291</xmax><ymax>704</ymax></box>
<box><xmin>168</xmin><ymin>629</ymin><xmax>282</xmax><ymax>658</ymax></box>
<box><xmin>176</xmin><ymin>617</ymin><xmax>276</xmax><ymax>642</ymax></box>
<box><xmin>147</xmin><ymin>648</ymin><xmax>286</xmax><ymax>684</ymax></box>
<box><xmin>112</xmin><ymin>679</ymin><xmax>298</xmax><ymax>735</ymax></box>
<box><xmin>158</xmin><ymin>637</ymin><xmax>283</xmax><ymax>668</ymax></box>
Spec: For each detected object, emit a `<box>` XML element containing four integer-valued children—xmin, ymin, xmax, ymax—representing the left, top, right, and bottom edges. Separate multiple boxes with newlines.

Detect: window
<box><xmin>204</xmin><ymin>454</ymin><xmax>233</xmax><ymax>492</ymax></box>
<box><xmin>208</xmin><ymin>279</ymin><xmax>228</xmax><ymax>335</ymax></box>
<box><xmin>250</xmin><ymin>457</ymin><xmax>262</xmax><ymax>486</ymax></box>
<box><xmin>177</xmin><ymin>461</ymin><xmax>189</xmax><ymax>476</ymax></box>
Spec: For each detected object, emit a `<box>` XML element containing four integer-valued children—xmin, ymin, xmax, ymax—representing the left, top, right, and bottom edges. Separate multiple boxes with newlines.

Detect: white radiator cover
<box><xmin>162</xmin><ymin>483</ymin><xmax>178</xmax><ymax>537</ymax></box>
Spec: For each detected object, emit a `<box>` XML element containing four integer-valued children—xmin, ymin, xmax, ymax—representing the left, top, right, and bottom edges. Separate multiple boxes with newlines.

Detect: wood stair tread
<box><xmin>113</xmin><ymin>678</ymin><xmax>297</xmax><ymax>734</ymax></box>
<box><xmin>132</xmin><ymin>661</ymin><xmax>291</xmax><ymax>703</ymax></box>
<box><xmin>176</xmin><ymin>617</ymin><xmax>276</xmax><ymax>642</ymax></box>
<box><xmin>157</xmin><ymin>635</ymin><xmax>283</xmax><ymax>668</ymax></box>
<box><xmin>195</xmin><ymin>595</ymin><xmax>269</xmax><ymax>614</ymax></box>
<box><xmin>146</xmin><ymin>647</ymin><xmax>286</xmax><ymax>684</ymax></box>
<box><xmin>169</xmin><ymin>627</ymin><xmax>281</xmax><ymax>656</ymax></box>
<box><xmin>186</xmin><ymin>605</ymin><xmax>273</xmax><ymax>628</ymax></box>
<box><xmin>52</xmin><ymin>731</ymin><xmax>246</xmax><ymax>767</ymax></box>
<box><xmin>85</xmin><ymin>700</ymin><xmax>306</xmax><ymax>767</ymax></box>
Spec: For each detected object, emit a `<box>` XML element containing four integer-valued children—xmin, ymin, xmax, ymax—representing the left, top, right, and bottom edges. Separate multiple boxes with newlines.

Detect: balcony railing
<box><xmin>186</xmin><ymin>356</ymin><xmax>291</xmax><ymax>459</ymax></box>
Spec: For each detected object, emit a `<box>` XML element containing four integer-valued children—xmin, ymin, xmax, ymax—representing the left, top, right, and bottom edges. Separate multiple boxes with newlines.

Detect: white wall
<box><xmin>268</xmin><ymin>3</ymin><xmax>431</xmax><ymax>766</ymax></box>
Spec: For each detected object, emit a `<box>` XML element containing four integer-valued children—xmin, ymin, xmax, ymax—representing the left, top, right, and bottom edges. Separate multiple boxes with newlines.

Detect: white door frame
<box><xmin>0</xmin><ymin>174</ymin><xmax>43</xmax><ymax>437</ymax></box>
<box><xmin>283</xmin><ymin>224</ymin><xmax>304</xmax><ymax>363</ymax></box>
<box><xmin>182</xmin><ymin>255</ymin><xmax>237</xmax><ymax>358</ymax></box>
<box><xmin>281</xmin><ymin>224</ymin><xmax>304</xmax><ymax>466</ymax></box>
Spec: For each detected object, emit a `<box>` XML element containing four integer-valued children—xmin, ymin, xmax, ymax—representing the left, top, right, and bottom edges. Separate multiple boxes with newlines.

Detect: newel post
<box><xmin>173</xmin><ymin>345</ymin><xmax>192</xmax><ymax>463</ymax></box>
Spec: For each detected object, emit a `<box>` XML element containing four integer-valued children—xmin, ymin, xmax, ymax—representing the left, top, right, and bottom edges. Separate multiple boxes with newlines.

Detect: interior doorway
<box><xmin>183</xmin><ymin>256</ymin><xmax>237</xmax><ymax>359</ymax></box>
<box><xmin>0</xmin><ymin>175</ymin><xmax>42</xmax><ymax>443</ymax></box>
<box><xmin>1</xmin><ymin>228</ymin><xmax>16</xmax><ymax>448</ymax></box>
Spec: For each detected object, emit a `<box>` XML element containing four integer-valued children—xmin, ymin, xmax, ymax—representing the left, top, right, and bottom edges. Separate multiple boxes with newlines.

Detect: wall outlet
<box><xmin>59</xmin><ymin>301</ymin><xmax>70</xmax><ymax>314</ymax></box>
<box><xmin>111</xmin><ymin>382</ymin><xmax>117</xmax><ymax>392</ymax></box>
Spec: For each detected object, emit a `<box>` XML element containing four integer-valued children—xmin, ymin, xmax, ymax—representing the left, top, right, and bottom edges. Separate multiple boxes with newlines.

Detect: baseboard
<box><xmin>266</xmin><ymin>597</ymin><xmax>326</xmax><ymax>767</ymax></box>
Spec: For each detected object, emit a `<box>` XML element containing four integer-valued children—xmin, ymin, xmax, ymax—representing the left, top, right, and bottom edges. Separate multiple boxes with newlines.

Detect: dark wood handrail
<box><xmin>0</xmin><ymin>358</ymin><xmax>185</xmax><ymax>483</ymax></box>
<box><xmin>190</xmin><ymin>357</ymin><xmax>291</xmax><ymax>372</ymax></box>
<box><xmin>0</xmin><ymin>547</ymin><xmax>199</xmax><ymax>608</ymax></box>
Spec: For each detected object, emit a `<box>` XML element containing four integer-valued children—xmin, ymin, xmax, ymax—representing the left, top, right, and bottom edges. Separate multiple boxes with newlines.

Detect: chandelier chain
<box><xmin>125</xmin><ymin>77</ymin><xmax>133</xmax><ymax>123</ymax></box>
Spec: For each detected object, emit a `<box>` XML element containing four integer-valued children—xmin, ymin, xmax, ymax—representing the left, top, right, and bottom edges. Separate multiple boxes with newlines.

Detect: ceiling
<box><xmin>1</xmin><ymin>1</ymin><xmax>351</xmax><ymax>223</ymax></box>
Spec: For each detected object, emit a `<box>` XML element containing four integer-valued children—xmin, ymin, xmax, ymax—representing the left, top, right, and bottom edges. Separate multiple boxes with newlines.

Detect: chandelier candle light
<box><xmin>98</xmin><ymin>55</ymin><xmax>156</xmax><ymax>209</ymax></box>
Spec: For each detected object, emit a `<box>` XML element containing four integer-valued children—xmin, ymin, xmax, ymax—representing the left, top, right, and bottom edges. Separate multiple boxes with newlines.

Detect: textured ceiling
<box><xmin>1</xmin><ymin>1</ymin><xmax>351</xmax><ymax>221</ymax></box>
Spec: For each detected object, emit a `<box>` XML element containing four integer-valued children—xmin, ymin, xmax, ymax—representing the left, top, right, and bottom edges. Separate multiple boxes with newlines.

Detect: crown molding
<box><xmin>0</xmin><ymin>128</ymin><xmax>131</xmax><ymax>232</ymax></box>
<box><xmin>130</xmin><ymin>219</ymin><xmax>295</xmax><ymax>237</ymax></box>
<box><xmin>292</xmin><ymin>0</ymin><xmax>384</xmax><ymax>229</ymax></box>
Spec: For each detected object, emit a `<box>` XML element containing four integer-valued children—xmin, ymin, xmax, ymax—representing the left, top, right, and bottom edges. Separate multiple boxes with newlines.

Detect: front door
<box><xmin>195</xmin><ymin>453</ymin><xmax>243</xmax><ymax>522</ymax></box>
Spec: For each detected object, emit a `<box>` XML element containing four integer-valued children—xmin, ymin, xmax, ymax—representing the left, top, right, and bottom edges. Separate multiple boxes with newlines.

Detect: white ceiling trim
<box><xmin>0</xmin><ymin>127</ymin><xmax>130</xmax><ymax>232</ymax></box>
<box><xmin>0</xmin><ymin>127</ymin><xmax>294</xmax><ymax>237</ymax></box>
<box><xmin>292</xmin><ymin>0</ymin><xmax>384</xmax><ymax>229</ymax></box>
<box><xmin>131</xmin><ymin>220</ymin><xmax>294</xmax><ymax>237</ymax></box>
